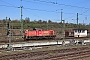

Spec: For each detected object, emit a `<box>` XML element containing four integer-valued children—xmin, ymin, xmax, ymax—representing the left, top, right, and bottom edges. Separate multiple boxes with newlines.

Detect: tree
<box><xmin>38</xmin><ymin>20</ymin><xmax>42</xmax><ymax>23</ymax></box>
<box><xmin>12</xmin><ymin>19</ymin><xmax>20</xmax><ymax>23</ymax></box>
<box><xmin>43</xmin><ymin>20</ymin><xmax>47</xmax><ymax>23</ymax></box>
<box><xmin>48</xmin><ymin>20</ymin><xmax>52</xmax><ymax>23</ymax></box>
<box><xmin>25</xmin><ymin>17</ymin><xmax>30</xmax><ymax>23</ymax></box>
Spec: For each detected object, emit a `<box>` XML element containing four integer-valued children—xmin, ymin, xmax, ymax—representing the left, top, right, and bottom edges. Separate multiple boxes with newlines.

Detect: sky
<box><xmin>0</xmin><ymin>0</ymin><xmax>90</xmax><ymax>24</ymax></box>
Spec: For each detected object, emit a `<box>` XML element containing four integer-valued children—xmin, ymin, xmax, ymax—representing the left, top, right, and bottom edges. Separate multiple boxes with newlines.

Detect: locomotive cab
<box><xmin>33</xmin><ymin>28</ymin><xmax>42</xmax><ymax>31</ymax></box>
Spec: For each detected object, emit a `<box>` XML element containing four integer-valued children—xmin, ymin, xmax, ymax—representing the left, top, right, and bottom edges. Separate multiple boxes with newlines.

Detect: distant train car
<box><xmin>24</xmin><ymin>28</ymin><xmax>56</xmax><ymax>40</ymax></box>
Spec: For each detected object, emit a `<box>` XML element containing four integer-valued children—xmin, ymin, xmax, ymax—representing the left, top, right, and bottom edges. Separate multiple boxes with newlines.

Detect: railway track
<box><xmin>0</xmin><ymin>39</ymin><xmax>56</xmax><ymax>44</ymax></box>
<box><xmin>0</xmin><ymin>37</ymin><xmax>90</xmax><ymax>43</ymax></box>
<box><xmin>0</xmin><ymin>47</ymin><xmax>90</xmax><ymax>60</ymax></box>
<box><xmin>48</xmin><ymin>49</ymin><xmax>90</xmax><ymax>60</ymax></box>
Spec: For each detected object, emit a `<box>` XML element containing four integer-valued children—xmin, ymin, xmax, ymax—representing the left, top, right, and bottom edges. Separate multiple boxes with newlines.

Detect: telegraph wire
<box><xmin>0</xmin><ymin>0</ymin><xmax>58</xmax><ymax>13</ymax></box>
<box><xmin>22</xmin><ymin>0</ymin><xmax>90</xmax><ymax>18</ymax></box>
<box><xmin>1</xmin><ymin>0</ymin><xmax>89</xmax><ymax>10</ymax></box>
<box><xmin>23</xmin><ymin>0</ymin><xmax>90</xmax><ymax>10</ymax></box>
<box><xmin>23</xmin><ymin>8</ymin><xmax>62</xmax><ymax>22</ymax></box>
<box><xmin>23</xmin><ymin>7</ymin><xmax>57</xmax><ymax>13</ymax></box>
<box><xmin>64</xmin><ymin>16</ymin><xmax>76</xmax><ymax>20</ymax></box>
<box><xmin>0</xmin><ymin>5</ymin><xmax>57</xmax><ymax>13</ymax></box>
<box><xmin>23</xmin><ymin>9</ymin><xmax>46</xmax><ymax>20</ymax></box>
<box><xmin>0</xmin><ymin>4</ymin><xmax>82</xmax><ymax>15</ymax></box>
<box><xmin>0</xmin><ymin>0</ymin><xmax>90</xmax><ymax>23</ymax></box>
<box><xmin>79</xmin><ymin>9</ymin><xmax>89</xmax><ymax>15</ymax></box>
<box><xmin>0</xmin><ymin>4</ymin><xmax>89</xmax><ymax>21</ymax></box>
<box><xmin>0</xmin><ymin>0</ymin><xmax>18</xmax><ymax>8</ymax></box>
<box><xmin>33</xmin><ymin>0</ymin><xmax>90</xmax><ymax>10</ymax></box>
<box><xmin>22</xmin><ymin>0</ymin><xmax>54</xmax><ymax>7</ymax></box>
<box><xmin>34</xmin><ymin>0</ymin><xmax>54</xmax><ymax>4</ymax></box>
<box><xmin>63</xmin><ymin>12</ymin><xmax>75</xmax><ymax>15</ymax></box>
<box><xmin>23</xmin><ymin>0</ymin><xmax>90</xmax><ymax>15</ymax></box>
<box><xmin>0</xmin><ymin>3</ymin><xmax>57</xmax><ymax>13</ymax></box>
<box><xmin>0</xmin><ymin>5</ymin><xmax>18</xmax><ymax>8</ymax></box>
<box><xmin>1</xmin><ymin>0</ymin><xmax>90</xmax><ymax>15</ymax></box>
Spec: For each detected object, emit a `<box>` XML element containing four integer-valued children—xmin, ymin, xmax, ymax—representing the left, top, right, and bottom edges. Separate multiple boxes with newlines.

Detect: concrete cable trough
<box><xmin>0</xmin><ymin>40</ymin><xmax>90</xmax><ymax>48</ymax></box>
<box><xmin>0</xmin><ymin>41</ymin><xmax>68</xmax><ymax>48</ymax></box>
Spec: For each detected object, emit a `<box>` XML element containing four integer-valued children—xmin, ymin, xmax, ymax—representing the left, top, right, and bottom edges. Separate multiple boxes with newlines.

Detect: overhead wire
<box><xmin>33</xmin><ymin>0</ymin><xmax>90</xmax><ymax>10</ymax></box>
<box><xmin>0</xmin><ymin>0</ymin><xmax>18</xmax><ymax>8</ymax></box>
<box><xmin>23</xmin><ymin>7</ymin><xmax>57</xmax><ymax>13</ymax></box>
<box><xmin>22</xmin><ymin>0</ymin><xmax>90</xmax><ymax>20</ymax></box>
<box><xmin>0</xmin><ymin>0</ymin><xmax>57</xmax><ymax>13</ymax></box>
<box><xmin>22</xmin><ymin>0</ymin><xmax>90</xmax><ymax>15</ymax></box>
<box><xmin>23</xmin><ymin>8</ymin><xmax>62</xmax><ymax>22</ymax></box>
<box><xmin>0</xmin><ymin>4</ymin><xmax>89</xmax><ymax>17</ymax></box>
<box><xmin>23</xmin><ymin>0</ymin><xmax>90</xmax><ymax>10</ymax></box>
<box><xmin>33</xmin><ymin>0</ymin><xmax>90</xmax><ymax>17</ymax></box>
<box><xmin>1</xmin><ymin>0</ymin><xmax>90</xmax><ymax>14</ymax></box>
<box><xmin>22</xmin><ymin>0</ymin><xmax>57</xmax><ymax>9</ymax></box>
<box><xmin>0</xmin><ymin>5</ymin><xmax>18</xmax><ymax>8</ymax></box>
<box><xmin>23</xmin><ymin>9</ymin><xmax>46</xmax><ymax>20</ymax></box>
<box><xmin>79</xmin><ymin>9</ymin><xmax>89</xmax><ymax>15</ymax></box>
<box><xmin>21</xmin><ymin>1</ymin><xmax>77</xmax><ymax>19</ymax></box>
<box><xmin>22</xmin><ymin>0</ymin><xmax>59</xmax><ymax>13</ymax></box>
<box><xmin>0</xmin><ymin>0</ymin><xmax>61</xmax><ymax>23</ymax></box>
<box><xmin>0</xmin><ymin>0</ymin><xmax>90</xmax><ymax>22</ymax></box>
<box><xmin>35</xmin><ymin>0</ymin><xmax>90</xmax><ymax>16</ymax></box>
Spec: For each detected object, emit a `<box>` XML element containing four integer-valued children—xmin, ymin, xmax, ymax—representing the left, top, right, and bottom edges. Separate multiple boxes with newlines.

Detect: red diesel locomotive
<box><xmin>24</xmin><ymin>28</ymin><xmax>56</xmax><ymax>40</ymax></box>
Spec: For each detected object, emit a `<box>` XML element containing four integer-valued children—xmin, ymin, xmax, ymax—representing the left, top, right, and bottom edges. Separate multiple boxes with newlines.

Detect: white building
<box><xmin>74</xmin><ymin>29</ymin><xmax>87</xmax><ymax>37</ymax></box>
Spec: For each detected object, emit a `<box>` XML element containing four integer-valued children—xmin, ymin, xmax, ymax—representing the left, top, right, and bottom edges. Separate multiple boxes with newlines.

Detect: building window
<box><xmin>82</xmin><ymin>30</ymin><xmax>85</xmax><ymax>33</ymax></box>
<box><xmin>78</xmin><ymin>30</ymin><xmax>81</xmax><ymax>33</ymax></box>
<box><xmin>75</xmin><ymin>30</ymin><xmax>77</xmax><ymax>32</ymax></box>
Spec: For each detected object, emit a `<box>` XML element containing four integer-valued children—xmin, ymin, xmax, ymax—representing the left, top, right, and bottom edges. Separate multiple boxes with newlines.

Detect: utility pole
<box><xmin>21</xmin><ymin>6</ymin><xmax>23</xmax><ymax>35</ymax></box>
<box><xmin>61</xmin><ymin>9</ymin><xmax>63</xmax><ymax>22</ymax></box>
<box><xmin>47</xmin><ymin>20</ymin><xmax>48</xmax><ymax>30</ymax></box>
<box><xmin>20</xmin><ymin>0</ymin><xmax>23</xmax><ymax>36</ymax></box>
<box><xmin>60</xmin><ymin>9</ymin><xmax>65</xmax><ymax>45</ymax></box>
<box><xmin>8</xmin><ymin>18</ymin><xmax>11</xmax><ymax>43</ymax></box>
<box><xmin>77</xmin><ymin>13</ymin><xmax>78</xmax><ymax>28</ymax></box>
<box><xmin>6</xmin><ymin>17</ymin><xmax>12</xmax><ymax>50</ymax></box>
<box><xmin>61</xmin><ymin>9</ymin><xmax>63</xmax><ymax>38</ymax></box>
<box><xmin>83</xmin><ymin>20</ymin><xmax>84</xmax><ymax>25</ymax></box>
<box><xmin>6</xmin><ymin>17</ymin><xmax>7</xmax><ymax>32</ymax></box>
<box><xmin>62</xmin><ymin>20</ymin><xmax>65</xmax><ymax>45</ymax></box>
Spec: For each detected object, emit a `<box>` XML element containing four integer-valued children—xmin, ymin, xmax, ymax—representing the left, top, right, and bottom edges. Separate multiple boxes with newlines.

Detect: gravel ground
<box><xmin>18</xmin><ymin>57</ymin><xmax>90</xmax><ymax>60</ymax></box>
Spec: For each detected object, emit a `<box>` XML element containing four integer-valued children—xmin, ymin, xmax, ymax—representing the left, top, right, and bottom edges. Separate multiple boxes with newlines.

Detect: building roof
<box><xmin>65</xmin><ymin>29</ymin><xmax>73</xmax><ymax>32</ymax></box>
<box><xmin>73</xmin><ymin>28</ymin><xmax>88</xmax><ymax>30</ymax></box>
